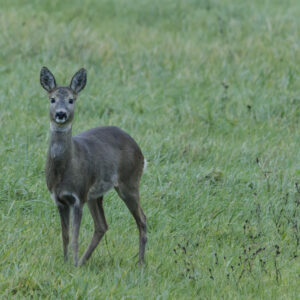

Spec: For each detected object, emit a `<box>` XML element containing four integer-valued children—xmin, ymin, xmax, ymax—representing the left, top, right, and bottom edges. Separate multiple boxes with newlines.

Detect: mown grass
<box><xmin>0</xmin><ymin>0</ymin><xmax>299</xmax><ymax>298</ymax></box>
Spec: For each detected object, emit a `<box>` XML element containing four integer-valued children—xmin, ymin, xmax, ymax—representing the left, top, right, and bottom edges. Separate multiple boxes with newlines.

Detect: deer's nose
<box><xmin>55</xmin><ymin>111</ymin><xmax>67</xmax><ymax>120</ymax></box>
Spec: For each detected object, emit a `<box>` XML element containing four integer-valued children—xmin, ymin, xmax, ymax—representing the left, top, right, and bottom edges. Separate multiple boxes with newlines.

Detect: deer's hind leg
<box><xmin>79</xmin><ymin>196</ymin><xmax>108</xmax><ymax>266</ymax></box>
<box><xmin>115</xmin><ymin>184</ymin><xmax>147</xmax><ymax>264</ymax></box>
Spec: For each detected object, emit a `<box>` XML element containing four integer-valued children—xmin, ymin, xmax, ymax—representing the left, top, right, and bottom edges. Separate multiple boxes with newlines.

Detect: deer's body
<box><xmin>40</xmin><ymin>67</ymin><xmax>147</xmax><ymax>266</ymax></box>
<box><xmin>47</xmin><ymin>126</ymin><xmax>144</xmax><ymax>204</ymax></box>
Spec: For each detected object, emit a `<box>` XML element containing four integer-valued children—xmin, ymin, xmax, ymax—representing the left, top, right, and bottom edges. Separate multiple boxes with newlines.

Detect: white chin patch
<box><xmin>55</xmin><ymin>117</ymin><xmax>67</xmax><ymax>124</ymax></box>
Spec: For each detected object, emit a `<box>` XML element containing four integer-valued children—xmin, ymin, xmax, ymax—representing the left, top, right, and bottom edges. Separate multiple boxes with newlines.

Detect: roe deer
<box><xmin>40</xmin><ymin>67</ymin><xmax>147</xmax><ymax>266</ymax></box>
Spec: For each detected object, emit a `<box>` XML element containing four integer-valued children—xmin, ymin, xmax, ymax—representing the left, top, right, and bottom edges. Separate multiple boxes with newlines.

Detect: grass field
<box><xmin>0</xmin><ymin>0</ymin><xmax>300</xmax><ymax>298</ymax></box>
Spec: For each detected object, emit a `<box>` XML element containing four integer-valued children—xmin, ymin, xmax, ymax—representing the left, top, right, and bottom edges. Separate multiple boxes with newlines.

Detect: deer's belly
<box><xmin>87</xmin><ymin>178</ymin><xmax>117</xmax><ymax>201</ymax></box>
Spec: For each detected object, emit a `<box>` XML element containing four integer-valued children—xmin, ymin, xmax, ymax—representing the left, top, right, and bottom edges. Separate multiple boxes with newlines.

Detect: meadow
<box><xmin>0</xmin><ymin>0</ymin><xmax>299</xmax><ymax>298</ymax></box>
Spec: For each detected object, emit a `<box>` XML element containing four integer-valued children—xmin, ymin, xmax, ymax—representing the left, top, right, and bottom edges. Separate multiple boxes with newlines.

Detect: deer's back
<box><xmin>74</xmin><ymin>126</ymin><xmax>143</xmax><ymax>160</ymax></box>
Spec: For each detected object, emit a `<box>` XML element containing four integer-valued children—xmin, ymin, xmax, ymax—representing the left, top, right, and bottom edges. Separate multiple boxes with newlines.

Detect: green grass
<box><xmin>0</xmin><ymin>0</ymin><xmax>300</xmax><ymax>298</ymax></box>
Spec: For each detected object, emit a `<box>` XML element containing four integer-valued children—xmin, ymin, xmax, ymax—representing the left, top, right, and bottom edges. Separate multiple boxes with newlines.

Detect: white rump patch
<box><xmin>143</xmin><ymin>159</ymin><xmax>147</xmax><ymax>172</ymax></box>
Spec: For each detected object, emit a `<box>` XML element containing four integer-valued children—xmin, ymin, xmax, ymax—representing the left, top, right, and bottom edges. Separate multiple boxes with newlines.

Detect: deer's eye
<box><xmin>50</xmin><ymin>98</ymin><xmax>55</xmax><ymax>104</ymax></box>
<box><xmin>69</xmin><ymin>99</ymin><xmax>74</xmax><ymax>104</ymax></box>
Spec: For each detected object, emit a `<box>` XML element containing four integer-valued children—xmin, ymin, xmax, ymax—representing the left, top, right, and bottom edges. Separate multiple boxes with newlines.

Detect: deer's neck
<box><xmin>49</xmin><ymin>123</ymin><xmax>73</xmax><ymax>163</ymax></box>
<box><xmin>46</xmin><ymin>123</ymin><xmax>74</xmax><ymax>192</ymax></box>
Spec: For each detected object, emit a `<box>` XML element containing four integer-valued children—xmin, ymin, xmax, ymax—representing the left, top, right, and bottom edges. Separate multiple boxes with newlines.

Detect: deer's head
<box><xmin>40</xmin><ymin>67</ymin><xmax>87</xmax><ymax>127</ymax></box>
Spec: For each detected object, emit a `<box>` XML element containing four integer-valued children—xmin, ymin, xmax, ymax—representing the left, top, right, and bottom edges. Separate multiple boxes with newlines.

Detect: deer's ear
<box><xmin>70</xmin><ymin>68</ymin><xmax>87</xmax><ymax>94</ymax></box>
<box><xmin>40</xmin><ymin>67</ymin><xmax>56</xmax><ymax>92</ymax></box>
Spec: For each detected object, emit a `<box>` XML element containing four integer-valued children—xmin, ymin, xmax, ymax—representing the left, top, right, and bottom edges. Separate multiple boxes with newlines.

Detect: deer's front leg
<box><xmin>57</xmin><ymin>204</ymin><xmax>70</xmax><ymax>262</ymax></box>
<box><xmin>72</xmin><ymin>203</ymin><xmax>83</xmax><ymax>266</ymax></box>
